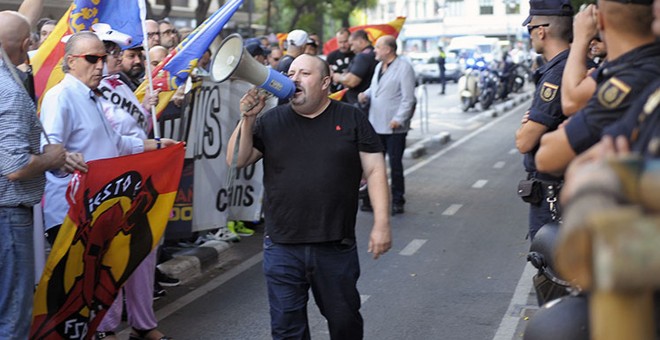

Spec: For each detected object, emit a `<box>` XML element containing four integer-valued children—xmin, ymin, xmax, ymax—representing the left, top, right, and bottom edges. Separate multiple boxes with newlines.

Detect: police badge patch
<box><xmin>540</xmin><ymin>82</ymin><xmax>559</xmax><ymax>102</ymax></box>
<box><xmin>597</xmin><ymin>77</ymin><xmax>631</xmax><ymax>109</ymax></box>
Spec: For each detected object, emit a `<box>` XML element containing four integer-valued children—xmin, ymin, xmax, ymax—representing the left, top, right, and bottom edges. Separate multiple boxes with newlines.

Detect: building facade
<box><xmin>367</xmin><ymin>0</ymin><xmax>530</xmax><ymax>53</ymax></box>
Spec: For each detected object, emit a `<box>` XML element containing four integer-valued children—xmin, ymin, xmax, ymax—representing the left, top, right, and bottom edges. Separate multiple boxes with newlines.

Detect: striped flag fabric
<box><xmin>30</xmin><ymin>144</ymin><xmax>184</xmax><ymax>340</ymax></box>
<box><xmin>322</xmin><ymin>16</ymin><xmax>406</xmax><ymax>56</ymax></box>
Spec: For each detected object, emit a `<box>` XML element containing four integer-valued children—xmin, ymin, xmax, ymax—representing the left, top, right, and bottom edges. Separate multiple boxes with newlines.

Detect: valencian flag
<box><xmin>134</xmin><ymin>0</ymin><xmax>244</xmax><ymax>119</ymax></box>
<box><xmin>322</xmin><ymin>16</ymin><xmax>406</xmax><ymax>56</ymax></box>
<box><xmin>31</xmin><ymin>0</ymin><xmax>144</xmax><ymax>113</ymax></box>
<box><xmin>30</xmin><ymin>144</ymin><xmax>185</xmax><ymax>340</ymax></box>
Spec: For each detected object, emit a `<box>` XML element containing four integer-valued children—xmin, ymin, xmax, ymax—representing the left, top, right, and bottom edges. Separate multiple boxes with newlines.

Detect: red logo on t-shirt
<box><xmin>336</xmin><ymin>125</ymin><xmax>342</xmax><ymax>131</ymax></box>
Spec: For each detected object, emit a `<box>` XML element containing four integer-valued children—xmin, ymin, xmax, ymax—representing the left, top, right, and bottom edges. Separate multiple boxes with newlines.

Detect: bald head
<box><xmin>148</xmin><ymin>45</ymin><xmax>168</xmax><ymax>69</ymax></box>
<box><xmin>598</xmin><ymin>0</ymin><xmax>654</xmax><ymax>38</ymax></box>
<box><xmin>0</xmin><ymin>11</ymin><xmax>31</xmax><ymax>65</ymax></box>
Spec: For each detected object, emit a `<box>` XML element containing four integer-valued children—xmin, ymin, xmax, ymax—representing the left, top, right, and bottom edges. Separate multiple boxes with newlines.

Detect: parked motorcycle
<box><xmin>457</xmin><ymin>57</ymin><xmax>498</xmax><ymax>112</ymax></box>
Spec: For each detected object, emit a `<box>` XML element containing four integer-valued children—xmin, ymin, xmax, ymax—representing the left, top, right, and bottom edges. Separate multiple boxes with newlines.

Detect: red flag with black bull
<box><xmin>30</xmin><ymin>144</ymin><xmax>184</xmax><ymax>340</ymax></box>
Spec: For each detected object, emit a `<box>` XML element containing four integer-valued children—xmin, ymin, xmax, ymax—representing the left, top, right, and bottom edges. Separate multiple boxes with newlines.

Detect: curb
<box><xmin>158</xmin><ymin>240</ymin><xmax>232</xmax><ymax>284</ymax></box>
<box><xmin>404</xmin><ymin>131</ymin><xmax>451</xmax><ymax>159</ymax></box>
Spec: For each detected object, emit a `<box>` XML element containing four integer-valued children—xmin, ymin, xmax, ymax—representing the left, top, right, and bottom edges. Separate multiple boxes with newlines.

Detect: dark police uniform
<box><xmin>520</xmin><ymin>0</ymin><xmax>574</xmax><ymax>239</ymax></box>
<box><xmin>603</xmin><ymin>78</ymin><xmax>660</xmax><ymax>158</ymax></box>
<box><xmin>524</xmin><ymin>49</ymin><xmax>569</xmax><ymax>239</ymax></box>
<box><xmin>563</xmin><ymin>42</ymin><xmax>660</xmax><ymax>154</ymax></box>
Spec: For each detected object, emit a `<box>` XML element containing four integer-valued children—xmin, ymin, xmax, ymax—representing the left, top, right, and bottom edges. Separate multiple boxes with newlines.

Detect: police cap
<box><xmin>522</xmin><ymin>0</ymin><xmax>574</xmax><ymax>26</ymax></box>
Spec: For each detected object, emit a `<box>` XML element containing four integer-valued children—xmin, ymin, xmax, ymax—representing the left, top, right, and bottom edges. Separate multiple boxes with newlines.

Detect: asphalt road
<box><xmin>131</xmin><ymin>83</ymin><xmax>539</xmax><ymax>339</ymax></box>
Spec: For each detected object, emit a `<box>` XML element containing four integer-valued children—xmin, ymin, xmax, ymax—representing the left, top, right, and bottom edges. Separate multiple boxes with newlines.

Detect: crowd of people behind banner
<box><xmin>1</xmin><ymin>0</ymin><xmax>660</xmax><ymax>338</ymax></box>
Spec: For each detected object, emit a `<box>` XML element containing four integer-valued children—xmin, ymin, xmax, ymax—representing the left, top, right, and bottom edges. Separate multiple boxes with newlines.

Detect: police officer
<box><xmin>536</xmin><ymin>0</ymin><xmax>660</xmax><ymax>175</ymax></box>
<box><xmin>515</xmin><ymin>0</ymin><xmax>573</xmax><ymax>240</ymax></box>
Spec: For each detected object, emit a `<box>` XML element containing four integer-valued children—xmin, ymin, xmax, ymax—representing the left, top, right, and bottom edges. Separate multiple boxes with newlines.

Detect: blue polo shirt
<box><xmin>564</xmin><ymin>42</ymin><xmax>660</xmax><ymax>154</ymax></box>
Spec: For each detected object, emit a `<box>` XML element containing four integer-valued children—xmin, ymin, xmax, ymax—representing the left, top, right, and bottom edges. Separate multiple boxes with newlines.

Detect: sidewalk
<box><xmin>158</xmin><ymin>88</ymin><xmax>534</xmax><ymax>283</ymax></box>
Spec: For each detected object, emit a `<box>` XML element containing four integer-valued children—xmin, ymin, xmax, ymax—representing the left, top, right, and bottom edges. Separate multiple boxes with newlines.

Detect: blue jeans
<box><xmin>0</xmin><ymin>207</ymin><xmax>35</xmax><ymax>340</ymax></box>
<box><xmin>379</xmin><ymin>133</ymin><xmax>407</xmax><ymax>205</ymax></box>
<box><xmin>263</xmin><ymin>236</ymin><xmax>363</xmax><ymax>340</ymax></box>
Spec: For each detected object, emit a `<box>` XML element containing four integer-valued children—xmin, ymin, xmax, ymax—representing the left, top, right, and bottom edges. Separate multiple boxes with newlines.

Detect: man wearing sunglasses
<box><xmin>515</xmin><ymin>0</ymin><xmax>573</xmax><ymax>240</ymax></box>
<box><xmin>39</xmin><ymin>31</ymin><xmax>176</xmax><ymax>246</ymax></box>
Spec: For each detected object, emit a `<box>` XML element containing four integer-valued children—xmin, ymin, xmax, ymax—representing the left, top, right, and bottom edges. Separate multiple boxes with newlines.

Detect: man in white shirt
<box><xmin>40</xmin><ymin>31</ymin><xmax>175</xmax><ymax>245</ymax></box>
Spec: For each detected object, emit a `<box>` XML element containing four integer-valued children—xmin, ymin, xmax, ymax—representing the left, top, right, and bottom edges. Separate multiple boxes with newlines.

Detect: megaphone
<box><xmin>211</xmin><ymin>33</ymin><xmax>295</xmax><ymax>99</ymax></box>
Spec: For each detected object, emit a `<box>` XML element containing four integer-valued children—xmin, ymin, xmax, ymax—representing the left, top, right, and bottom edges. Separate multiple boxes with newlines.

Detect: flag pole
<box><xmin>138</xmin><ymin>0</ymin><xmax>160</xmax><ymax>139</ymax></box>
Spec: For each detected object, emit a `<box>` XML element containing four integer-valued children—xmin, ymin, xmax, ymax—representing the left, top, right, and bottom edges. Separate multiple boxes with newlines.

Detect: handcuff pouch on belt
<box><xmin>517</xmin><ymin>179</ymin><xmax>543</xmax><ymax>204</ymax></box>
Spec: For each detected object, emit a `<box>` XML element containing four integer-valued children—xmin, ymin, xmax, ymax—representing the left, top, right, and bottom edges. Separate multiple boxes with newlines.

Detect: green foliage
<box><xmin>570</xmin><ymin>0</ymin><xmax>595</xmax><ymax>11</ymax></box>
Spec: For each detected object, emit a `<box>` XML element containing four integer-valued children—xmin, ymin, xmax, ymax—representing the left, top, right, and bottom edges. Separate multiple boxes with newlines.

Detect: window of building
<box><xmin>504</xmin><ymin>0</ymin><xmax>520</xmax><ymax>14</ymax></box>
<box><xmin>445</xmin><ymin>0</ymin><xmax>464</xmax><ymax>17</ymax></box>
<box><xmin>479</xmin><ymin>0</ymin><xmax>494</xmax><ymax>15</ymax></box>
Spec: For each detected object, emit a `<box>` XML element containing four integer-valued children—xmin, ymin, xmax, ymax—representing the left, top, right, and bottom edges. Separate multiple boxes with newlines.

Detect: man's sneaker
<box><xmin>156</xmin><ymin>268</ymin><xmax>181</xmax><ymax>287</ymax></box>
<box><xmin>211</xmin><ymin>226</ymin><xmax>240</xmax><ymax>242</ymax></box>
<box><xmin>228</xmin><ymin>221</ymin><xmax>254</xmax><ymax>237</ymax></box>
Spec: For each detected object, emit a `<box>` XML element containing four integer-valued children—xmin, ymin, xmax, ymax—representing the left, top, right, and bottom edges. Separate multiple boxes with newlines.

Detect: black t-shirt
<box><xmin>253</xmin><ymin>100</ymin><xmax>383</xmax><ymax>243</ymax></box>
<box><xmin>344</xmin><ymin>46</ymin><xmax>377</xmax><ymax>104</ymax></box>
<box><xmin>327</xmin><ymin>49</ymin><xmax>355</xmax><ymax>92</ymax></box>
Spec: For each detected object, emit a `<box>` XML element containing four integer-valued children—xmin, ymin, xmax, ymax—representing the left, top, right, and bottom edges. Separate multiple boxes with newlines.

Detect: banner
<box><xmin>134</xmin><ymin>0</ymin><xmax>244</xmax><ymax>119</ymax></box>
<box><xmin>322</xmin><ymin>16</ymin><xmax>406</xmax><ymax>56</ymax></box>
<box><xmin>30</xmin><ymin>144</ymin><xmax>184</xmax><ymax>340</ymax></box>
<box><xmin>32</xmin><ymin>0</ymin><xmax>144</xmax><ymax>112</ymax></box>
<box><xmin>186</xmin><ymin>78</ymin><xmax>269</xmax><ymax>231</ymax></box>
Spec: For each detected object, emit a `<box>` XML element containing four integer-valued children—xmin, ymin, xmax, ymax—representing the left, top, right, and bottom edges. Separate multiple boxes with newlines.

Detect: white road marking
<box><xmin>442</xmin><ymin>204</ymin><xmax>463</xmax><ymax>216</ymax></box>
<box><xmin>472</xmin><ymin>179</ymin><xmax>488</xmax><ymax>188</ymax></box>
<box><xmin>399</xmin><ymin>239</ymin><xmax>428</xmax><ymax>256</ymax></box>
<box><xmin>492</xmin><ymin>262</ymin><xmax>536</xmax><ymax>340</ymax></box>
<box><xmin>404</xmin><ymin>108</ymin><xmax>520</xmax><ymax>177</ymax></box>
<box><xmin>494</xmin><ymin>161</ymin><xmax>506</xmax><ymax>169</ymax></box>
<box><xmin>360</xmin><ymin>295</ymin><xmax>371</xmax><ymax>304</ymax></box>
<box><xmin>509</xmin><ymin>148</ymin><xmax>518</xmax><ymax>155</ymax></box>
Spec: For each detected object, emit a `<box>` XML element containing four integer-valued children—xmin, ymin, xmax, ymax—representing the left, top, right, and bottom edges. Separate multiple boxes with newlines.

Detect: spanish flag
<box><xmin>30</xmin><ymin>144</ymin><xmax>184</xmax><ymax>340</ymax></box>
<box><xmin>322</xmin><ymin>17</ymin><xmax>406</xmax><ymax>56</ymax></box>
<box><xmin>31</xmin><ymin>0</ymin><xmax>144</xmax><ymax>113</ymax></box>
<box><xmin>134</xmin><ymin>0</ymin><xmax>243</xmax><ymax>120</ymax></box>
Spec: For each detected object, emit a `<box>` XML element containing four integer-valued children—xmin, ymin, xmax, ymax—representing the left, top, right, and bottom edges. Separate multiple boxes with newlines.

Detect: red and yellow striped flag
<box><xmin>322</xmin><ymin>17</ymin><xmax>406</xmax><ymax>56</ymax></box>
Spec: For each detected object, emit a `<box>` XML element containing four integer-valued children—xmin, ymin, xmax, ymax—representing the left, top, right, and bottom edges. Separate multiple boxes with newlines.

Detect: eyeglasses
<box><xmin>71</xmin><ymin>54</ymin><xmax>107</xmax><ymax>64</ymax></box>
<box><xmin>162</xmin><ymin>29</ymin><xmax>177</xmax><ymax>35</ymax></box>
<box><xmin>527</xmin><ymin>23</ymin><xmax>550</xmax><ymax>35</ymax></box>
<box><xmin>147</xmin><ymin>32</ymin><xmax>161</xmax><ymax>38</ymax></box>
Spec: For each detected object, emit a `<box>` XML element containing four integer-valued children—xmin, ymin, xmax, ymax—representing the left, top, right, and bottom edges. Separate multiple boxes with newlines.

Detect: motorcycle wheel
<box><xmin>512</xmin><ymin>75</ymin><xmax>525</xmax><ymax>93</ymax></box>
<box><xmin>480</xmin><ymin>90</ymin><xmax>494</xmax><ymax>110</ymax></box>
<box><xmin>461</xmin><ymin>97</ymin><xmax>472</xmax><ymax>112</ymax></box>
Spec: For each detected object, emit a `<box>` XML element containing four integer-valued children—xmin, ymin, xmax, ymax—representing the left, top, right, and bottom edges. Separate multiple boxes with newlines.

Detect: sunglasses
<box><xmin>71</xmin><ymin>54</ymin><xmax>107</xmax><ymax>64</ymax></box>
<box><xmin>527</xmin><ymin>23</ymin><xmax>550</xmax><ymax>35</ymax></box>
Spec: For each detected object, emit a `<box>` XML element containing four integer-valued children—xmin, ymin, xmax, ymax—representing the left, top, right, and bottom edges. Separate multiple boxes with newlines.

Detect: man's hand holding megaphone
<box><xmin>240</xmin><ymin>88</ymin><xmax>269</xmax><ymax>119</ymax></box>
